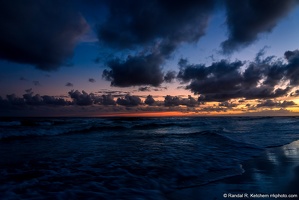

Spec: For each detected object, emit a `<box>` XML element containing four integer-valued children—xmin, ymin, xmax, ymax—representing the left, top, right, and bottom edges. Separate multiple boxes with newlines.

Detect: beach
<box><xmin>167</xmin><ymin>140</ymin><xmax>299</xmax><ymax>200</ymax></box>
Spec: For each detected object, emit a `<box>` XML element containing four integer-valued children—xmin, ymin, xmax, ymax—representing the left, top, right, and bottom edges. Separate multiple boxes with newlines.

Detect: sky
<box><xmin>1</xmin><ymin>0</ymin><xmax>299</xmax><ymax>117</ymax></box>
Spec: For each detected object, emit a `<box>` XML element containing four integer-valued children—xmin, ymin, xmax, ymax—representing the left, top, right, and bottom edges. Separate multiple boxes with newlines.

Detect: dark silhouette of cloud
<box><xmin>33</xmin><ymin>81</ymin><xmax>41</xmax><ymax>86</ymax></box>
<box><xmin>116</xmin><ymin>94</ymin><xmax>142</xmax><ymax>106</ymax></box>
<box><xmin>178</xmin><ymin>49</ymin><xmax>299</xmax><ymax>102</ymax></box>
<box><xmin>89</xmin><ymin>78</ymin><xmax>96</xmax><ymax>83</ymax></box>
<box><xmin>101</xmin><ymin>94</ymin><xmax>116</xmax><ymax>105</ymax></box>
<box><xmin>164</xmin><ymin>95</ymin><xmax>199</xmax><ymax>107</ymax></box>
<box><xmin>6</xmin><ymin>94</ymin><xmax>25</xmax><ymax>105</ymax></box>
<box><xmin>0</xmin><ymin>0</ymin><xmax>88</xmax><ymax>70</ymax></box>
<box><xmin>164</xmin><ymin>71</ymin><xmax>177</xmax><ymax>83</ymax></box>
<box><xmin>138</xmin><ymin>87</ymin><xmax>151</xmax><ymax>92</ymax></box>
<box><xmin>100</xmin><ymin>0</ymin><xmax>214</xmax><ymax>87</ymax></box>
<box><xmin>103</xmin><ymin>53</ymin><xmax>165</xmax><ymax>87</ymax></box>
<box><xmin>221</xmin><ymin>0</ymin><xmax>299</xmax><ymax>54</ymax></box>
<box><xmin>98</xmin><ymin>0</ymin><xmax>214</xmax><ymax>49</ymax></box>
<box><xmin>25</xmin><ymin>88</ymin><xmax>33</xmax><ymax>93</ymax></box>
<box><xmin>19</xmin><ymin>77</ymin><xmax>27</xmax><ymax>81</ymax></box>
<box><xmin>68</xmin><ymin>90</ymin><xmax>93</xmax><ymax>106</ymax></box>
<box><xmin>41</xmin><ymin>95</ymin><xmax>70</xmax><ymax>106</ymax></box>
<box><xmin>66</xmin><ymin>82</ymin><xmax>74</xmax><ymax>87</ymax></box>
<box><xmin>218</xmin><ymin>101</ymin><xmax>238</xmax><ymax>108</ymax></box>
<box><xmin>1</xmin><ymin>92</ymin><xmax>70</xmax><ymax>106</ymax></box>
<box><xmin>290</xmin><ymin>89</ymin><xmax>299</xmax><ymax>97</ymax></box>
<box><xmin>256</xmin><ymin>99</ymin><xmax>296</xmax><ymax>108</ymax></box>
<box><xmin>145</xmin><ymin>95</ymin><xmax>156</xmax><ymax>106</ymax></box>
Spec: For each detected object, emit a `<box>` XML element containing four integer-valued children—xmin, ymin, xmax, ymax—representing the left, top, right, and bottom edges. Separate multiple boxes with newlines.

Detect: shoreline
<box><xmin>167</xmin><ymin>140</ymin><xmax>299</xmax><ymax>200</ymax></box>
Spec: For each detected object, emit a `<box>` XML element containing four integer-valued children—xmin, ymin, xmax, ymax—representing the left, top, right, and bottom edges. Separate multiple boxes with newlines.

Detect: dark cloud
<box><xmin>102</xmin><ymin>52</ymin><xmax>165</xmax><ymax>87</ymax></box>
<box><xmin>68</xmin><ymin>90</ymin><xmax>93</xmax><ymax>106</ymax></box>
<box><xmin>145</xmin><ymin>95</ymin><xmax>156</xmax><ymax>106</ymax></box>
<box><xmin>0</xmin><ymin>0</ymin><xmax>88</xmax><ymax>70</ymax></box>
<box><xmin>19</xmin><ymin>77</ymin><xmax>27</xmax><ymax>81</ymax></box>
<box><xmin>178</xmin><ymin>50</ymin><xmax>299</xmax><ymax>102</ymax></box>
<box><xmin>116</xmin><ymin>94</ymin><xmax>142</xmax><ymax>106</ymax></box>
<box><xmin>33</xmin><ymin>81</ymin><xmax>41</xmax><ymax>86</ymax></box>
<box><xmin>164</xmin><ymin>71</ymin><xmax>177</xmax><ymax>83</ymax></box>
<box><xmin>66</xmin><ymin>82</ymin><xmax>74</xmax><ymax>87</ymax></box>
<box><xmin>164</xmin><ymin>95</ymin><xmax>199</xmax><ymax>107</ymax></box>
<box><xmin>222</xmin><ymin>0</ymin><xmax>299</xmax><ymax>54</ymax></box>
<box><xmin>41</xmin><ymin>95</ymin><xmax>70</xmax><ymax>106</ymax></box>
<box><xmin>219</xmin><ymin>101</ymin><xmax>238</xmax><ymax>108</ymax></box>
<box><xmin>256</xmin><ymin>99</ymin><xmax>296</xmax><ymax>108</ymax></box>
<box><xmin>2</xmin><ymin>92</ymin><xmax>70</xmax><ymax>106</ymax></box>
<box><xmin>25</xmin><ymin>88</ymin><xmax>33</xmax><ymax>93</ymax></box>
<box><xmin>6</xmin><ymin>94</ymin><xmax>25</xmax><ymax>105</ymax></box>
<box><xmin>98</xmin><ymin>0</ymin><xmax>213</xmax><ymax>49</ymax></box>
<box><xmin>89</xmin><ymin>78</ymin><xmax>96</xmax><ymax>83</ymax></box>
<box><xmin>284</xmin><ymin>50</ymin><xmax>299</xmax><ymax>86</ymax></box>
<box><xmin>101</xmin><ymin>94</ymin><xmax>116</xmax><ymax>105</ymax></box>
<box><xmin>138</xmin><ymin>87</ymin><xmax>151</xmax><ymax>92</ymax></box>
<box><xmin>100</xmin><ymin>0</ymin><xmax>214</xmax><ymax>87</ymax></box>
<box><xmin>290</xmin><ymin>89</ymin><xmax>299</xmax><ymax>97</ymax></box>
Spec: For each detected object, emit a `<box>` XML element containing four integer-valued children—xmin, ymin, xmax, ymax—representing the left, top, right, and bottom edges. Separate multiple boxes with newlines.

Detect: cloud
<box><xmin>164</xmin><ymin>71</ymin><xmax>177</xmax><ymax>83</ymax></box>
<box><xmin>101</xmin><ymin>94</ymin><xmax>116</xmax><ymax>105</ymax></box>
<box><xmin>1</xmin><ymin>92</ymin><xmax>70</xmax><ymax>106</ymax></box>
<box><xmin>138</xmin><ymin>87</ymin><xmax>151</xmax><ymax>92</ymax></box>
<box><xmin>41</xmin><ymin>95</ymin><xmax>70</xmax><ymax>106</ymax></box>
<box><xmin>290</xmin><ymin>89</ymin><xmax>299</xmax><ymax>97</ymax></box>
<box><xmin>5</xmin><ymin>94</ymin><xmax>25</xmax><ymax>105</ymax></box>
<box><xmin>33</xmin><ymin>81</ymin><xmax>41</xmax><ymax>86</ymax></box>
<box><xmin>66</xmin><ymin>82</ymin><xmax>74</xmax><ymax>87</ymax></box>
<box><xmin>256</xmin><ymin>99</ymin><xmax>296</xmax><ymax>108</ymax></box>
<box><xmin>221</xmin><ymin>0</ymin><xmax>299</xmax><ymax>54</ymax></box>
<box><xmin>116</xmin><ymin>94</ymin><xmax>142</xmax><ymax>106</ymax></box>
<box><xmin>68</xmin><ymin>90</ymin><xmax>93</xmax><ymax>106</ymax></box>
<box><xmin>178</xmin><ymin>49</ymin><xmax>299</xmax><ymax>102</ymax></box>
<box><xmin>102</xmin><ymin>53</ymin><xmax>165</xmax><ymax>87</ymax></box>
<box><xmin>100</xmin><ymin>0</ymin><xmax>214</xmax><ymax>87</ymax></box>
<box><xmin>145</xmin><ymin>95</ymin><xmax>156</xmax><ymax>105</ymax></box>
<box><xmin>19</xmin><ymin>77</ymin><xmax>27</xmax><ymax>81</ymax></box>
<box><xmin>25</xmin><ymin>88</ymin><xmax>33</xmax><ymax>93</ymax></box>
<box><xmin>89</xmin><ymin>78</ymin><xmax>96</xmax><ymax>83</ymax></box>
<box><xmin>98</xmin><ymin>0</ymin><xmax>214</xmax><ymax>49</ymax></box>
<box><xmin>218</xmin><ymin>101</ymin><xmax>238</xmax><ymax>108</ymax></box>
<box><xmin>284</xmin><ymin>50</ymin><xmax>299</xmax><ymax>86</ymax></box>
<box><xmin>164</xmin><ymin>95</ymin><xmax>199</xmax><ymax>107</ymax></box>
<box><xmin>0</xmin><ymin>0</ymin><xmax>88</xmax><ymax>70</ymax></box>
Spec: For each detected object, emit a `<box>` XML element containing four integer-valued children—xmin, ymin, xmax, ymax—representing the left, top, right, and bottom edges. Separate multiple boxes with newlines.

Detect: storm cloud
<box><xmin>0</xmin><ymin>0</ymin><xmax>88</xmax><ymax>70</ymax></box>
<box><xmin>178</xmin><ymin>49</ymin><xmax>299</xmax><ymax>102</ymax></box>
<box><xmin>102</xmin><ymin>53</ymin><xmax>165</xmax><ymax>87</ymax></box>
<box><xmin>222</xmin><ymin>0</ymin><xmax>299</xmax><ymax>54</ymax></box>
<box><xmin>100</xmin><ymin>0</ymin><xmax>214</xmax><ymax>87</ymax></box>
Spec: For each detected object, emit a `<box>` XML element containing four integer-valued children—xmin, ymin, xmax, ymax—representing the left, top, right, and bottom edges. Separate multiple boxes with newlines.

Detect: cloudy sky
<box><xmin>1</xmin><ymin>0</ymin><xmax>299</xmax><ymax>117</ymax></box>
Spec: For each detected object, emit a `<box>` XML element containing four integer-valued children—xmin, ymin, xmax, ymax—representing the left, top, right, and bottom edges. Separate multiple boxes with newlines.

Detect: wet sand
<box><xmin>167</xmin><ymin>140</ymin><xmax>299</xmax><ymax>200</ymax></box>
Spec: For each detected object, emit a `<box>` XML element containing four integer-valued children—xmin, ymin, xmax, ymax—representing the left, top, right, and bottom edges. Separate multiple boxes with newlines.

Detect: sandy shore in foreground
<box><xmin>167</xmin><ymin>140</ymin><xmax>299</xmax><ymax>200</ymax></box>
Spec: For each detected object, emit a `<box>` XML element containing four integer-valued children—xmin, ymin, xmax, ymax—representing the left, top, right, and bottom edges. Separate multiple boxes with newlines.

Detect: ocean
<box><xmin>1</xmin><ymin>117</ymin><xmax>299</xmax><ymax>199</ymax></box>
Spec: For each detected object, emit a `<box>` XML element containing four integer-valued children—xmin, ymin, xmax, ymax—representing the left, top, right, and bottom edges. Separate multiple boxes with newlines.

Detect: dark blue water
<box><xmin>1</xmin><ymin>117</ymin><xmax>299</xmax><ymax>199</ymax></box>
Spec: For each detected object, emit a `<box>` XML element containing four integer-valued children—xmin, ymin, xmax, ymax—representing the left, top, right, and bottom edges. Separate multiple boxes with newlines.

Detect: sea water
<box><xmin>1</xmin><ymin>117</ymin><xmax>299</xmax><ymax>199</ymax></box>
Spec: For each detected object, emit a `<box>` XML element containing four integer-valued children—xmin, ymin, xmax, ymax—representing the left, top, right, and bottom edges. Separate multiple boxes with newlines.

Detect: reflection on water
<box><xmin>168</xmin><ymin>140</ymin><xmax>299</xmax><ymax>200</ymax></box>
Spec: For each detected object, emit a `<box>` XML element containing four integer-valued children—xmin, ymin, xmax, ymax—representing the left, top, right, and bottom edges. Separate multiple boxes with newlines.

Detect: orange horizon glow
<box><xmin>92</xmin><ymin>111</ymin><xmax>191</xmax><ymax>117</ymax></box>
